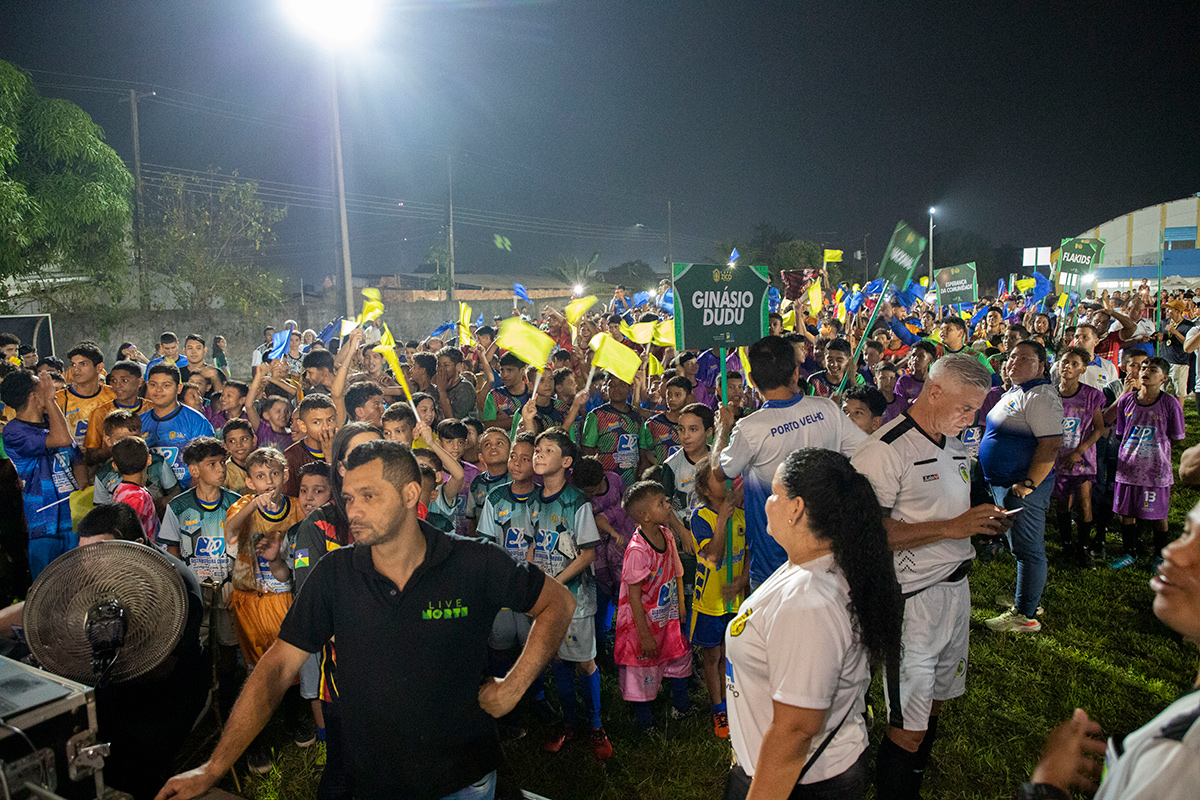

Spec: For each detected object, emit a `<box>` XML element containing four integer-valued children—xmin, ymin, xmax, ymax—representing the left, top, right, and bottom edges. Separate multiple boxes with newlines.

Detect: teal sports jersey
<box><xmin>159</xmin><ymin>487</ymin><xmax>241</xmax><ymax>585</ymax></box>
<box><xmin>530</xmin><ymin>483</ymin><xmax>601</xmax><ymax>619</ymax></box>
<box><xmin>466</xmin><ymin>469</ymin><xmax>510</xmax><ymax>522</ymax></box>
<box><xmin>582</xmin><ymin>403</ymin><xmax>643</xmax><ymax>488</ymax></box>
<box><xmin>477</xmin><ymin>483</ymin><xmax>536</xmax><ymax>563</ymax></box>
<box><xmin>93</xmin><ymin>451</ymin><xmax>178</xmax><ymax>505</ymax></box>
<box><xmin>140</xmin><ymin>404</ymin><xmax>216</xmax><ymax>489</ymax></box>
<box><xmin>641</xmin><ymin>412</ymin><xmax>682</xmax><ymax>466</ymax></box>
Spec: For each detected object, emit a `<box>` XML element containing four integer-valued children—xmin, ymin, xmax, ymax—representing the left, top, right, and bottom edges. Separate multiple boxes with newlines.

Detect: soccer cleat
<box><xmin>293</xmin><ymin>715</ymin><xmax>317</xmax><ymax>748</ymax></box>
<box><xmin>542</xmin><ymin>723</ymin><xmax>576</xmax><ymax>753</ymax></box>
<box><xmin>588</xmin><ymin>726</ymin><xmax>613</xmax><ymax>761</ymax></box>
<box><xmin>1109</xmin><ymin>554</ymin><xmax>1137</xmax><ymax>570</ymax></box>
<box><xmin>713</xmin><ymin>711</ymin><xmax>730</xmax><ymax>739</ymax></box>
<box><xmin>246</xmin><ymin>745</ymin><xmax>273</xmax><ymax>774</ymax></box>
<box><xmin>985</xmin><ymin>609</ymin><xmax>1042</xmax><ymax>633</ymax></box>
<box><xmin>670</xmin><ymin>704</ymin><xmax>697</xmax><ymax>721</ymax></box>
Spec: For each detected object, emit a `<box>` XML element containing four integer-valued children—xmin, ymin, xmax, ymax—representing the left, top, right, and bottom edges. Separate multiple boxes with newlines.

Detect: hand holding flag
<box><xmin>497</xmin><ymin>317</ymin><xmax>555</xmax><ymax>370</ymax></box>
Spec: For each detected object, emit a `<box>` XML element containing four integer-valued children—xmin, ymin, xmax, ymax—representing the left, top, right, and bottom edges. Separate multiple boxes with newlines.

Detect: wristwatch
<box><xmin>1021</xmin><ymin>478</ymin><xmax>1037</xmax><ymax>489</ymax></box>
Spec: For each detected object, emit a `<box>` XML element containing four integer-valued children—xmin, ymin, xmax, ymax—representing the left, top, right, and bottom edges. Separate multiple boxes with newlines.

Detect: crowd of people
<box><xmin>0</xmin><ymin>275</ymin><xmax>1197</xmax><ymax>800</ymax></box>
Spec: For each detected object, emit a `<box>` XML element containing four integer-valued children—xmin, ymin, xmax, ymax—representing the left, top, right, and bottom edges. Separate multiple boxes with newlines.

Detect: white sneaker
<box><xmin>985</xmin><ymin>608</ymin><xmax>1042</xmax><ymax>633</ymax></box>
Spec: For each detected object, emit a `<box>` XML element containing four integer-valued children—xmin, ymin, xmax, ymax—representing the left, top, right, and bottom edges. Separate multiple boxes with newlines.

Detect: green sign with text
<box><xmin>672</xmin><ymin>262</ymin><xmax>770</xmax><ymax>350</ymax></box>
<box><xmin>935</xmin><ymin>262</ymin><xmax>978</xmax><ymax>306</ymax></box>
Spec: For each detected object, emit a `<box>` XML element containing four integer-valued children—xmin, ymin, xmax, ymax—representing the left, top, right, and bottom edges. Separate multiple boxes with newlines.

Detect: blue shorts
<box><xmin>690</xmin><ymin>611</ymin><xmax>734</xmax><ymax>649</ymax></box>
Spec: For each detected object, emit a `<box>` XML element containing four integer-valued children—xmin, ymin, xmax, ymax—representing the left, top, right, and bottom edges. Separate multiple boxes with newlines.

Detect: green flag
<box><xmin>877</xmin><ymin>221</ymin><xmax>927</xmax><ymax>289</ymax></box>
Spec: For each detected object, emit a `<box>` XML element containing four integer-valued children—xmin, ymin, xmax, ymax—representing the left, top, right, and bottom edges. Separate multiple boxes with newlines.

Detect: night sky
<box><xmin>2</xmin><ymin>1</ymin><xmax>1198</xmax><ymax>288</ymax></box>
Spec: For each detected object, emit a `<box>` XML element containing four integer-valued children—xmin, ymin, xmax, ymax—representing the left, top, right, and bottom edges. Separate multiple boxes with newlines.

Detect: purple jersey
<box><xmin>894</xmin><ymin>373</ymin><xmax>925</xmax><ymax>406</ymax></box>
<box><xmin>1057</xmin><ymin>384</ymin><xmax>1106</xmax><ymax>477</ymax></box>
<box><xmin>1111</xmin><ymin>391</ymin><xmax>1185</xmax><ymax>487</ymax></box>
<box><xmin>881</xmin><ymin>393</ymin><xmax>907</xmax><ymax>424</ymax></box>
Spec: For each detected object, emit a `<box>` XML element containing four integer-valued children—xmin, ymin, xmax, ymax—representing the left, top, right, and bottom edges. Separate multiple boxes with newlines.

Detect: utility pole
<box><xmin>862</xmin><ymin>232</ymin><xmax>870</xmax><ymax>283</ymax></box>
<box><xmin>121</xmin><ymin>90</ymin><xmax>154</xmax><ymax>308</ymax></box>
<box><xmin>667</xmin><ymin>199</ymin><xmax>673</xmax><ymax>267</ymax></box>
<box><xmin>331</xmin><ymin>59</ymin><xmax>354</xmax><ymax>319</ymax></box>
<box><xmin>447</xmin><ymin>155</ymin><xmax>456</xmax><ymax>305</ymax></box>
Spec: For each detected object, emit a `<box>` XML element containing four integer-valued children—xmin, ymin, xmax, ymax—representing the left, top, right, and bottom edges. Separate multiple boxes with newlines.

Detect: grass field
<box><xmin>208</xmin><ymin>410</ymin><xmax>1200</xmax><ymax>800</ymax></box>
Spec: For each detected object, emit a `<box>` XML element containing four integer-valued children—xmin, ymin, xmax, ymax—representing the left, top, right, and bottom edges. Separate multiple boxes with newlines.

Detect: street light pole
<box><xmin>331</xmin><ymin>58</ymin><xmax>354</xmax><ymax>319</ymax></box>
<box><xmin>121</xmin><ymin>89</ymin><xmax>155</xmax><ymax>308</ymax></box>
<box><xmin>928</xmin><ymin>207</ymin><xmax>936</xmax><ymax>287</ymax></box>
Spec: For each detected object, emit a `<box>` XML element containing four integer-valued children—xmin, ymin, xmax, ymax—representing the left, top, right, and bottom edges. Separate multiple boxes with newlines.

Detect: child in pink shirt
<box><xmin>614</xmin><ymin>481</ymin><xmax>692</xmax><ymax>732</ymax></box>
<box><xmin>110</xmin><ymin>435</ymin><xmax>159</xmax><ymax>543</ymax></box>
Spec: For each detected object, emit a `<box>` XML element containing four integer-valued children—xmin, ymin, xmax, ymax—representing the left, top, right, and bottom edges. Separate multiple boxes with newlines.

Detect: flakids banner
<box><xmin>1058</xmin><ymin>237</ymin><xmax>1105</xmax><ymax>275</ymax></box>
<box><xmin>672</xmin><ymin>262</ymin><xmax>771</xmax><ymax>350</ymax></box>
<box><xmin>935</xmin><ymin>262</ymin><xmax>978</xmax><ymax>306</ymax></box>
<box><xmin>876</xmin><ymin>221</ymin><xmax>928</xmax><ymax>290</ymax></box>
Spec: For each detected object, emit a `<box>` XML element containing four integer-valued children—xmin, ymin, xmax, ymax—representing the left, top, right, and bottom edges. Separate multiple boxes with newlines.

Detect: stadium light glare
<box><xmin>283</xmin><ymin>0</ymin><xmax>380</xmax><ymax>47</ymax></box>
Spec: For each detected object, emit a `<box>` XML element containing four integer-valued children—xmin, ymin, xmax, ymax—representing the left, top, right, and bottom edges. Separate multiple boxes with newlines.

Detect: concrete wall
<box><xmin>47</xmin><ymin>292</ymin><xmax>576</xmax><ymax>380</ymax></box>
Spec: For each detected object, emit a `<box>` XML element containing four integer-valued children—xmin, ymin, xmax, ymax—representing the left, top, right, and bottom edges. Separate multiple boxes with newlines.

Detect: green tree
<box><xmin>142</xmin><ymin>170</ymin><xmax>286</xmax><ymax>311</ymax></box>
<box><xmin>0</xmin><ymin>61</ymin><xmax>133</xmax><ymax>311</ymax></box>
<box><xmin>545</xmin><ymin>252</ymin><xmax>600</xmax><ymax>288</ymax></box>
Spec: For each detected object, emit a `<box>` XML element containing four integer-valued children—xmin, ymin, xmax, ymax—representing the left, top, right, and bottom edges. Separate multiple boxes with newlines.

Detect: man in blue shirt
<box><xmin>141</xmin><ymin>364</ymin><xmax>215</xmax><ymax>490</ymax></box>
<box><xmin>0</xmin><ymin>369</ymin><xmax>78</xmax><ymax>578</ymax></box>
<box><xmin>144</xmin><ymin>331</ymin><xmax>189</xmax><ymax>377</ymax></box>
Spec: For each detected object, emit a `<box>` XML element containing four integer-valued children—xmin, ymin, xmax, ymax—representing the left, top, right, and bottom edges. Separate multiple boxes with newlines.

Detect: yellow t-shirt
<box><xmin>224</xmin><ymin>459</ymin><xmax>252</xmax><ymax>495</ymax></box>
<box><xmin>689</xmin><ymin>505</ymin><xmax>747</xmax><ymax>617</ymax></box>
<box><xmin>226</xmin><ymin>493</ymin><xmax>303</xmax><ymax>594</ymax></box>
<box><xmin>57</xmin><ymin>385</ymin><xmax>116</xmax><ymax>449</ymax></box>
<box><xmin>83</xmin><ymin>398</ymin><xmax>150</xmax><ymax>450</ymax></box>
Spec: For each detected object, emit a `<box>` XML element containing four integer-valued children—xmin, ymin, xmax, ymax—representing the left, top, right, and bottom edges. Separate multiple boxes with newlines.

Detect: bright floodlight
<box><xmin>929</xmin><ymin>206</ymin><xmax>936</xmax><ymax>215</ymax></box>
<box><xmin>284</xmin><ymin>0</ymin><xmax>380</xmax><ymax>46</ymax></box>
<box><xmin>574</xmin><ymin>284</ymin><xmax>584</xmax><ymax>295</ymax></box>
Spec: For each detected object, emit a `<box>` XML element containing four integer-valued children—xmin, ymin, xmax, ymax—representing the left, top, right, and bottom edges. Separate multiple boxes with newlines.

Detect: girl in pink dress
<box><xmin>614</xmin><ymin>481</ymin><xmax>692</xmax><ymax>732</ymax></box>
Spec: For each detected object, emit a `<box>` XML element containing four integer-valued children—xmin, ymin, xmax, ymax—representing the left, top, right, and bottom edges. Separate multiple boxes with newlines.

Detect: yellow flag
<box><xmin>589</xmin><ymin>333</ymin><xmax>641</xmax><ymax>384</ymax></box>
<box><xmin>340</xmin><ymin>318</ymin><xmax>359</xmax><ymax>337</ymax></box>
<box><xmin>837</xmin><ymin>301</ymin><xmax>847</xmax><ymax>324</ymax></box>
<box><xmin>648</xmin><ymin>352</ymin><xmax>663</xmax><ymax>376</ymax></box>
<box><xmin>823</xmin><ymin>249</ymin><xmax>843</xmax><ymax>263</ymax></box>
<box><xmin>361</xmin><ymin>287</ymin><xmax>382</xmax><ymax>303</ymax></box>
<box><xmin>458</xmin><ymin>302</ymin><xmax>476</xmax><ymax>346</ymax></box>
<box><xmin>1016</xmin><ymin>277</ymin><xmax>1036</xmax><ymax>292</ymax></box>
<box><xmin>781</xmin><ymin>308</ymin><xmax>796</xmax><ymax>332</ymax></box>
<box><xmin>737</xmin><ymin>346</ymin><xmax>751</xmax><ymax>376</ymax></box>
<box><xmin>356</xmin><ymin>299</ymin><xmax>384</xmax><ymax>326</ymax></box>
<box><xmin>375</xmin><ymin>344</ymin><xmax>413</xmax><ymax>408</ymax></box>
<box><xmin>621</xmin><ymin>320</ymin><xmax>654</xmax><ymax>345</ymax></box>
<box><xmin>497</xmin><ymin>317</ymin><xmax>555</xmax><ymax>370</ymax></box>
<box><xmin>379</xmin><ymin>323</ymin><xmax>396</xmax><ymax>349</ymax></box>
<box><xmin>1057</xmin><ymin>292</ymin><xmax>1069</xmax><ymax>308</ymax></box>
<box><xmin>808</xmin><ymin>280</ymin><xmax>823</xmax><ymax>315</ymax></box>
<box><xmin>651</xmin><ymin>319</ymin><xmax>675</xmax><ymax>347</ymax></box>
<box><xmin>565</xmin><ymin>295</ymin><xmax>599</xmax><ymax>326</ymax></box>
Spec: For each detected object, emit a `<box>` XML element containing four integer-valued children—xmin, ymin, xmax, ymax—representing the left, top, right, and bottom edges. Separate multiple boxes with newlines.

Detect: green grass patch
<box><xmin>206</xmin><ymin>409</ymin><xmax>1200</xmax><ymax>799</ymax></box>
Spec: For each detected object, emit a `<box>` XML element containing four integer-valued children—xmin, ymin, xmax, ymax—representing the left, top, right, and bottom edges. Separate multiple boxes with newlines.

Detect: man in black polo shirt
<box><xmin>156</xmin><ymin>440</ymin><xmax>575</xmax><ymax>800</ymax></box>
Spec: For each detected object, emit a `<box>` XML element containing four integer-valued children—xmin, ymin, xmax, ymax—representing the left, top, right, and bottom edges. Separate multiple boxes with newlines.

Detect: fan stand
<box><xmin>177</xmin><ymin>597</ymin><xmax>241</xmax><ymax>796</ymax></box>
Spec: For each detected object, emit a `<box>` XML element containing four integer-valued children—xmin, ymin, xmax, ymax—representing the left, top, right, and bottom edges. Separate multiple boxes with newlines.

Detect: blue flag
<box><xmin>895</xmin><ymin>280</ymin><xmax>923</xmax><ymax>309</ymax></box>
<box><xmin>998</xmin><ymin>278</ymin><xmax>1007</xmax><ymax>298</ymax></box>
<box><xmin>768</xmin><ymin>286</ymin><xmax>781</xmax><ymax>312</ymax></box>
<box><xmin>315</xmin><ymin>320</ymin><xmax>338</xmax><ymax>346</ymax></box>
<box><xmin>846</xmin><ymin>291</ymin><xmax>865</xmax><ymax>316</ymax></box>
<box><xmin>863</xmin><ymin>278</ymin><xmax>886</xmax><ymax>295</ymax></box>
<box><xmin>657</xmin><ymin>289</ymin><xmax>674</xmax><ymax>312</ymax></box>
<box><xmin>429</xmin><ymin>322</ymin><xmax>454</xmax><ymax>339</ymax></box>
<box><xmin>729</xmin><ymin>248</ymin><xmax>740</xmax><ymax>263</ymax></box>
<box><xmin>476</xmin><ymin>313</ymin><xmax>484</xmax><ymax>327</ymax></box>
<box><xmin>268</xmin><ymin>326</ymin><xmax>293</xmax><ymax>360</ymax></box>
<box><xmin>632</xmin><ymin>291</ymin><xmax>651</xmax><ymax>307</ymax></box>
<box><xmin>1029</xmin><ymin>272</ymin><xmax>1053</xmax><ymax>303</ymax></box>
<box><xmin>970</xmin><ymin>305</ymin><xmax>989</xmax><ymax>326</ymax></box>
<box><xmin>513</xmin><ymin>282</ymin><xmax>531</xmax><ymax>302</ymax></box>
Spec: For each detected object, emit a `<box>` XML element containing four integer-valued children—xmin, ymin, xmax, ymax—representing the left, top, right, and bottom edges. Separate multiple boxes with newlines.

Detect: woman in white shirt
<box><xmin>724</xmin><ymin>448</ymin><xmax>903</xmax><ymax>799</ymax></box>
